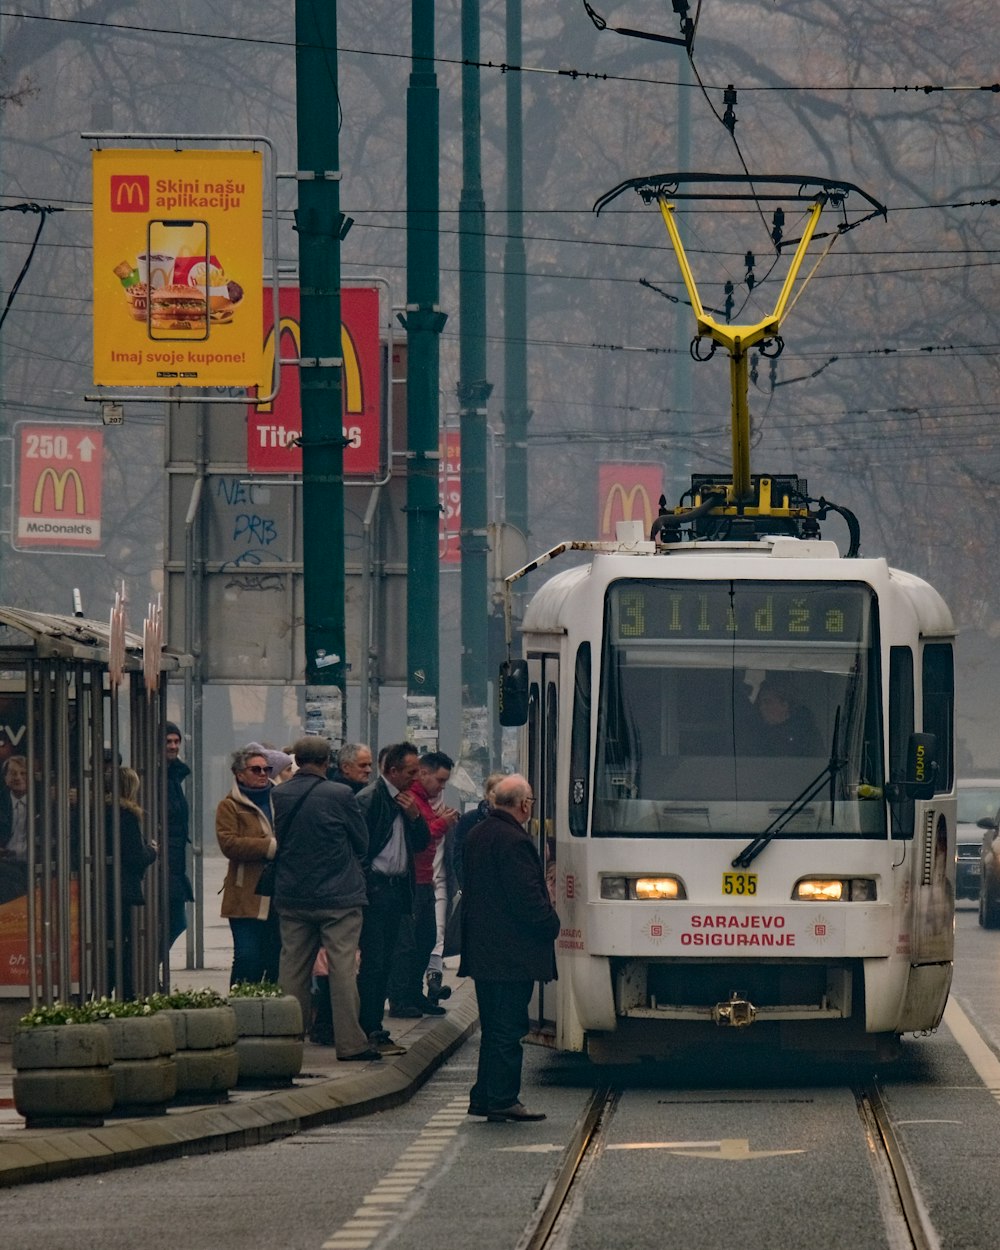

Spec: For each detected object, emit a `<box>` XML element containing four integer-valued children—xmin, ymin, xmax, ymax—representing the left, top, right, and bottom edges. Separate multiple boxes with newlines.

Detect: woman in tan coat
<box><xmin>216</xmin><ymin>746</ymin><xmax>282</xmax><ymax>986</ymax></box>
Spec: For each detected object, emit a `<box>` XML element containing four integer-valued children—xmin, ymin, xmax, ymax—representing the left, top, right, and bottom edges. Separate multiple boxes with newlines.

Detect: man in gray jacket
<box><xmin>273</xmin><ymin>737</ymin><xmax>381</xmax><ymax>1063</ymax></box>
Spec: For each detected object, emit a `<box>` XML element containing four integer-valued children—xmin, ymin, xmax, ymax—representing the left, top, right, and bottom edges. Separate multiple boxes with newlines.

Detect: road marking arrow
<box><xmin>666</xmin><ymin>1138</ymin><xmax>805</xmax><ymax>1160</ymax></box>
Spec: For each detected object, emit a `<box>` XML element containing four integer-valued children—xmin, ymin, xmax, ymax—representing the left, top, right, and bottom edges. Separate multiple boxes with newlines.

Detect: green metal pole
<box><xmin>503</xmin><ymin>0</ymin><xmax>530</xmax><ymax>540</ymax></box>
<box><xmin>404</xmin><ymin>0</ymin><xmax>445</xmax><ymax>747</ymax></box>
<box><xmin>458</xmin><ymin>0</ymin><xmax>491</xmax><ymax>780</ymax></box>
<box><xmin>296</xmin><ymin>0</ymin><xmax>347</xmax><ymax>740</ymax></box>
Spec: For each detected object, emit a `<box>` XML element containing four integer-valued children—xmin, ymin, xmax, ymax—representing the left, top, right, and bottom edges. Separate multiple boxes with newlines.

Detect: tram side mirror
<box><xmin>498</xmin><ymin>659</ymin><xmax>529</xmax><ymax>726</ymax></box>
<box><xmin>904</xmin><ymin>732</ymin><xmax>937</xmax><ymax>800</ymax></box>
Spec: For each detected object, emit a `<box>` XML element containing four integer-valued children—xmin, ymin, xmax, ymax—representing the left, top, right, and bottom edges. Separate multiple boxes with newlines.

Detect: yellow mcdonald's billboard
<box><xmin>92</xmin><ymin>148</ymin><xmax>264</xmax><ymax>388</ymax></box>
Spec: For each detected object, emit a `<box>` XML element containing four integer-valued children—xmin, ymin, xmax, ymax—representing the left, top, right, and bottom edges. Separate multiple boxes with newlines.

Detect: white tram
<box><xmin>497</xmin><ymin>172</ymin><xmax>955</xmax><ymax>1061</ymax></box>
<box><xmin>505</xmin><ymin>519</ymin><xmax>955</xmax><ymax>1061</ymax></box>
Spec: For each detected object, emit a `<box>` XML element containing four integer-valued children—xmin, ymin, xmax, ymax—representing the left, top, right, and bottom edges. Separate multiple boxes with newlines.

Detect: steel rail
<box><xmin>855</xmin><ymin>1079</ymin><xmax>940</xmax><ymax>1250</ymax></box>
<box><xmin>516</xmin><ymin>1086</ymin><xmax>617</xmax><ymax>1250</ymax></box>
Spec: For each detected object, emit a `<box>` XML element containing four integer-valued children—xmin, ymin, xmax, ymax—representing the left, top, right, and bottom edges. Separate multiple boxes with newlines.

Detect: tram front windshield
<box><xmin>594</xmin><ymin>580</ymin><xmax>885</xmax><ymax>838</ymax></box>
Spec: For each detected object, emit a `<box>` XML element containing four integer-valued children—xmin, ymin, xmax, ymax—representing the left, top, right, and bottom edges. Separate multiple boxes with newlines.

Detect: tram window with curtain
<box><xmin>922</xmin><ymin>642</ymin><xmax>954</xmax><ymax>793</ymax></box>
<box><xmin>569</xmin><ymin>643</ymin><xmax>590</xmax><ymax>836</ymax></box>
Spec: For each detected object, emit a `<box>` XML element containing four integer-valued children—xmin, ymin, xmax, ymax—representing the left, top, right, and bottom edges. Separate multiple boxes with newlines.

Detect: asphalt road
<box><xmin>4</xmin><ymin>901</ymin><xmax>999</xmax><ymax>1250</ymax></box>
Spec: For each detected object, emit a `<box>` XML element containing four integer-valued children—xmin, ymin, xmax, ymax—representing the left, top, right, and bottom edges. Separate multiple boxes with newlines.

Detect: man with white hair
<box><xmin>459</xmin><ymin>773</ymin><xmax>560</xmax><ymax>1123</ymax></box>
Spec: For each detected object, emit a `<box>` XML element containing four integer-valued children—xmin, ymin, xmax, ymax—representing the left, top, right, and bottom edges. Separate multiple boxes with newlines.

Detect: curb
<box><xmin>0</xmin><ymin>994</ymin><xmax>478</xmax><ymax>1188</ymax></box>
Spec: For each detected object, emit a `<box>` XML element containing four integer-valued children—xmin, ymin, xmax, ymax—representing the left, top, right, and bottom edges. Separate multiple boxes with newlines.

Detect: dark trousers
<box><xmin>228</xmin><ymin>910</ymin><xmax>282</xmax><ymax>986</ymax></box>
<box><xmin>387</xmin><ymin>882</ymin><xmax>437</xmax><ymax>1008</ymax></box>
<box><xmin>167</xmin><ymin>875</ymin><xmax>190</xmax><ymax>948</ymax></box>
<box><xmin>357</xmin><ymin>876</ymin><xmax>409</xmax><ymax>1036</ymax></box>
<box><xmin>471</xmin><ymin>978</ymin><xmax>533</xmax><ymax>1112</ymax></box>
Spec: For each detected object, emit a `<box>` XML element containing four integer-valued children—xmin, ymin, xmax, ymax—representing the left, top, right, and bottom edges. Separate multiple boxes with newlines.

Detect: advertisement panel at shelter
<box><xmin>92</xmin><ymin>148</ymin><xmax>264</xmax><ymax>387</ymax></box>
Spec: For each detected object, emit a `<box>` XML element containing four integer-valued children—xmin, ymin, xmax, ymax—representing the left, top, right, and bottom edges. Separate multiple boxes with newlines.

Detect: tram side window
<box><xmin>922</xmin><ymin>642</ymin><xmax>954</xmax><ymax>793</ymax></box>
<box><xmin>888</xmin><ymin>647</ymin><xmax>914</xmax><ymax>837</ymax></box>
<box><xmin>527</xmin><ymin>681</ymin><xmax>540</xmax><ymax>808</ymax></box>
<box><xmin>544</xmin><ymin>682</ymin><xmax>558</xmax><ymax>821</ymax></box>
<box><xmin>569</xmin><ymin>643</ymin><xmax>590</xmax><ymax>837</ymax></box>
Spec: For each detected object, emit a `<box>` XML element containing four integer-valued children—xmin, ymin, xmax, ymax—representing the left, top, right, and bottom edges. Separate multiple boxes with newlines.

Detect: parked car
<box><xmin>961</xmin><ymin>778</ymin><xmax>1000</xmax><ymax>926</ymax></box>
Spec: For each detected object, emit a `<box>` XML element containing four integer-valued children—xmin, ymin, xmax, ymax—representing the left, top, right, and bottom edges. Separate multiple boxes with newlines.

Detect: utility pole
<box><xmin>403</xmin><ymin>0</ymin><xmax>446</xmax><ymax>751</ymax></box>
<box><xmin>296</xmin><ymin>1</ymin><xmax>347</xmax><ymax>742</ymax></box>
<box><xmin>458</xmin><ymin>0</ymin><xmax>491</xmax><ymax>786</ymax></box>
<box><xmin>503</xmin><ymin>0</ymin><xmax>530</xmax><ymax>540</ymax></box>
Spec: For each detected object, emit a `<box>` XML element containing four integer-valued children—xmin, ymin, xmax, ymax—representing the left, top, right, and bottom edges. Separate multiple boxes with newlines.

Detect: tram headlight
<box><xmin>600</xmin><ymin>875</ymin><xmax>686</xmax><ymax>900</ymax></box>
<box><xmin>793</xmin><ymin>878</ymin><xmax>877</xmax><ymax>901</ymax></box>
<box><xmin>634</xmin><ymin>877</ymin><xmax>683</xmax><ymax>900</ymax></box>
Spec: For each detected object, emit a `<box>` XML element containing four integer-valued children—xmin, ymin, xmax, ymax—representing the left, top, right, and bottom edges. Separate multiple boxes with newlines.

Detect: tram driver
<box><xmin>748</xmin><ymin>674</ymin><xmax>822</xmax><ymax>756</ymax></box>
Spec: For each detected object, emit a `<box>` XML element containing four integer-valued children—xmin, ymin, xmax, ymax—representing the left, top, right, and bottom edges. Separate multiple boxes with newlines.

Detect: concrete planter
<box><xmin>231</xmin><ymin>994</ymin><xmax>303</xmax><ymax>1087</ymax></box>
<box><xmin>160</xmin><ymin>1005</ymin><xmax>239</xmax><ymax>1104</ymax></box>
<box><xmin>96</xmin><ymin>1014</ymin><xmax>177</xmax><ymax>1115</ymax></box>
<box><xmin>12</xmin><ymin>1023</ymin><xmax>114</xmax><ymax>1128</ymax></box>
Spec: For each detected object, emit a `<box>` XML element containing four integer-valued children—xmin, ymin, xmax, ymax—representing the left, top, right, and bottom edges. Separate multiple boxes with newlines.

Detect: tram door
<box><xmin>526</xmin><ymin>652</ymin><xmax>559</xmax><ymax>1039</ymax></box>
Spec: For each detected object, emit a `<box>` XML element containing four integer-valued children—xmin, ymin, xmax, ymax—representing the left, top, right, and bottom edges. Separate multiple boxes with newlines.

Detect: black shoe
<box><xmin>426</xmin><ymin>971</ymin><xmax>452</xmax><ymax>1002</ymax></box>
<box><xmin>388</xmin><ymin>1004</ymin><xmax>424</xmax><ymax>1019</ymax></box>
<box><xmin>339</xmin><ymin>1048</ymin><xmax>383</xmax><ymax>1062</ymax></box>
<box><xmin>487</xmin><ymin>1102</ymin><xmax>547</xmax><ymax>1123</ymax></box>
<box><xmin>417</xmin><ymin>995</ymin><xmax>446</xmax><ymax>1016</ymax></box>
<box><xmin>368</xmin><ymin>1030</ymin><xmax>407</xmax><ymax>1056</ymax></box>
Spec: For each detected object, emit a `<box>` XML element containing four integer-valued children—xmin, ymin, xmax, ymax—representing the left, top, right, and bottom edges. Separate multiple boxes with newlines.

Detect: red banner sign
<box><xmin>246</xmin><ymin>286</ymin><xmax>381</xmax><ymax>477</ymax></box>
<box><xmin>597</xmin><ymin>462</ymin><xmax>663</xmax><ymax>541</ymax></box>
<box><xmin>439</xmin><ymin>430</ymin><xmax>461</xmax><ymax>563</ymax></box>
<box><xmin>15</xmin><ymin>424</ymin><xmax>104</xmax><ymax>550</ymax></box>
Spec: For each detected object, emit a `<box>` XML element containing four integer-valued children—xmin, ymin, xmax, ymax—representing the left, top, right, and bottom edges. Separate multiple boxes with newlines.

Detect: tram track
<box><xmin>854</xmin><ymin>1079</ymin><xmax>940</xmax><ymax>1250</ymax></box>
<box><xmin>516</xmin><ymin>1077</ymin><xmax>938</xmax><ymax>1250</ymax></box>
<box><xmin>516</xmin><ymin>1086</ymin><xmax>618</xmax><ymax>1250</ymax></box>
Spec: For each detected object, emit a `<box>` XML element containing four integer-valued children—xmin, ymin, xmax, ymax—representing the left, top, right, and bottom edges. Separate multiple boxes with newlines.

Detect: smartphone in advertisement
<box><xmin>143</xmin><ymin>219</ymin><xmax>210</xmax><ymax>340</ymax></box>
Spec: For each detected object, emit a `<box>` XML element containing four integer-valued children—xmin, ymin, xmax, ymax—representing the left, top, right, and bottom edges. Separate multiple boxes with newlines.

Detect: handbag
<box><xmin>255</xmin><ymin>860</ymin><xmax>277</xmax><ymax>897</ymax></box>
<box><xmin>443</xmin><ymin>890</ymin><xmax>463</xmax><ymax>957</ymax></box>
<box><xmin>254</xmin><ymin>776</ymin><xmax>323</xmax><ymax>896</ymax></box>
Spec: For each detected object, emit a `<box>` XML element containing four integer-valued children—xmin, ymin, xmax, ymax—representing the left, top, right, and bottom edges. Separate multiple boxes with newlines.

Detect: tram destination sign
<box><xmin>610</xmin><ymin>581</ymin><xmax>870</xmax><ymax>643</ymax></box>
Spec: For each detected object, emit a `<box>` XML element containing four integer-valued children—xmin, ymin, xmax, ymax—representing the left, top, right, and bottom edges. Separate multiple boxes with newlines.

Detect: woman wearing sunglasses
<box><xmin>215</xmin><ymin>744</ymin><xmax>289</xmax><ymax>987</ymax></box>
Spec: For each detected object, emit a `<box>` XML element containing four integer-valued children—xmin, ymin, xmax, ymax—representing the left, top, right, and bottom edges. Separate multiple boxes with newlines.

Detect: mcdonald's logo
<box><xmin>109</xmin><ymin>174</ymin><xmax>150</xmax><ymax>213</ymax></box>
<box><xmin>33</xmin><ymin>467</ymin><xmax>85</xmax><ymax>516</ymax></box>
<box><xmin>601</xmin><ymin>481</ymin><xmax>654</xmax><ymax>537</ymax></box>
<box><xmin>256</xmin><ymin>315</ymin><xmax>364</xmax><ymax>416</ymax></box>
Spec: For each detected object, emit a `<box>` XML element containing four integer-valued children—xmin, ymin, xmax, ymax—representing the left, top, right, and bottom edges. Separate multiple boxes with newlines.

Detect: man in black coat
<box><xmin>355</xmin><ymin>742</ymin><xmax>430</xmax><ymax>1054</ymax></box>
<box><xmin>459</xmin><ymin>773</ymin><xmax>560</xmax><ymax>1123</ymax></box>
<box><xmin>164</xmin><ymin>723</ymin><xmax>194</xmax><ymax>948</ymax></box>
<box><xmin>273</xmin><ymin>736</ymin><xmax>380</xmax><ymax>1062</ymax></box>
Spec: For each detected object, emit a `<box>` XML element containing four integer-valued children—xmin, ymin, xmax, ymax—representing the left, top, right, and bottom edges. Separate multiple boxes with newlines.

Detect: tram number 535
<box><xmin>722</xmin><ymin>872</ymin><xmax>758</xmax><ymax>896</ymax></box>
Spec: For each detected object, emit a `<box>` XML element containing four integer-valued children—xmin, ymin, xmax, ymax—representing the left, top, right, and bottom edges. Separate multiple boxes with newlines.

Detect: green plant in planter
<box><xmin>143</xmin><ymin>988</ymin><xmax>227</xmax><ymax>1012</ymax></box>
<box><xmin>19</xmin><ymin>1002</ymin><xmax>92</xmax><ymax>1028</ymax></box>
<box><xmin>228</xmin><ymin>978</ymin><xmax>286</xmax><ymax>998</ymax></box>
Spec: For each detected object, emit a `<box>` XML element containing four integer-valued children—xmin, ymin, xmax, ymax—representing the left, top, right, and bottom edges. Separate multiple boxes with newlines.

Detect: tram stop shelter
<box><xmin>0</xmin><ymin>607</ymin><xmax>190</xmax><ymax>1036</ymax></box>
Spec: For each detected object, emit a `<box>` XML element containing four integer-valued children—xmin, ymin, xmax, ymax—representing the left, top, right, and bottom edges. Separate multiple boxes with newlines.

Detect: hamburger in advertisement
<box><xmin>150</xmin><ymin>284</ymin><xmax>209</xmax><ymax>330</ymax></box>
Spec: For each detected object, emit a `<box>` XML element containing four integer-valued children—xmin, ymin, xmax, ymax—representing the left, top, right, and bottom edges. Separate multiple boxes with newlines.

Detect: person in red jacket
<box><xmin>388</xmin><ymin>751</ymin><xmax>458</xmax><ymax>1017</ymax></box>
<box><xmin>460</xmin><ymin>774</ymin><xmax>560</xmax><ymax>1123</ymax></box>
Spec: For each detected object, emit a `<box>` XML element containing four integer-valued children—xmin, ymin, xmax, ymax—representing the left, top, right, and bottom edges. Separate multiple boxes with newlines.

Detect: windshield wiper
<box><xmin>732</xmin><ymin>708</ymin><xmax>845</xmax><ymax>870</ymax></box>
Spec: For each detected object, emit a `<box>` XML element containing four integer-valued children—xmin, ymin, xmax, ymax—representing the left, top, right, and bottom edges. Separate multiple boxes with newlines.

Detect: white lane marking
<box><xmin>322</xmin><ymin>1098</ymin><xmax>468</xmax><ymax>1248</ymax></box>
<box><xmin>944</xmin><ymin>997</ymin><xmax>1000</xmax><ymax>1105</ymax></box>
